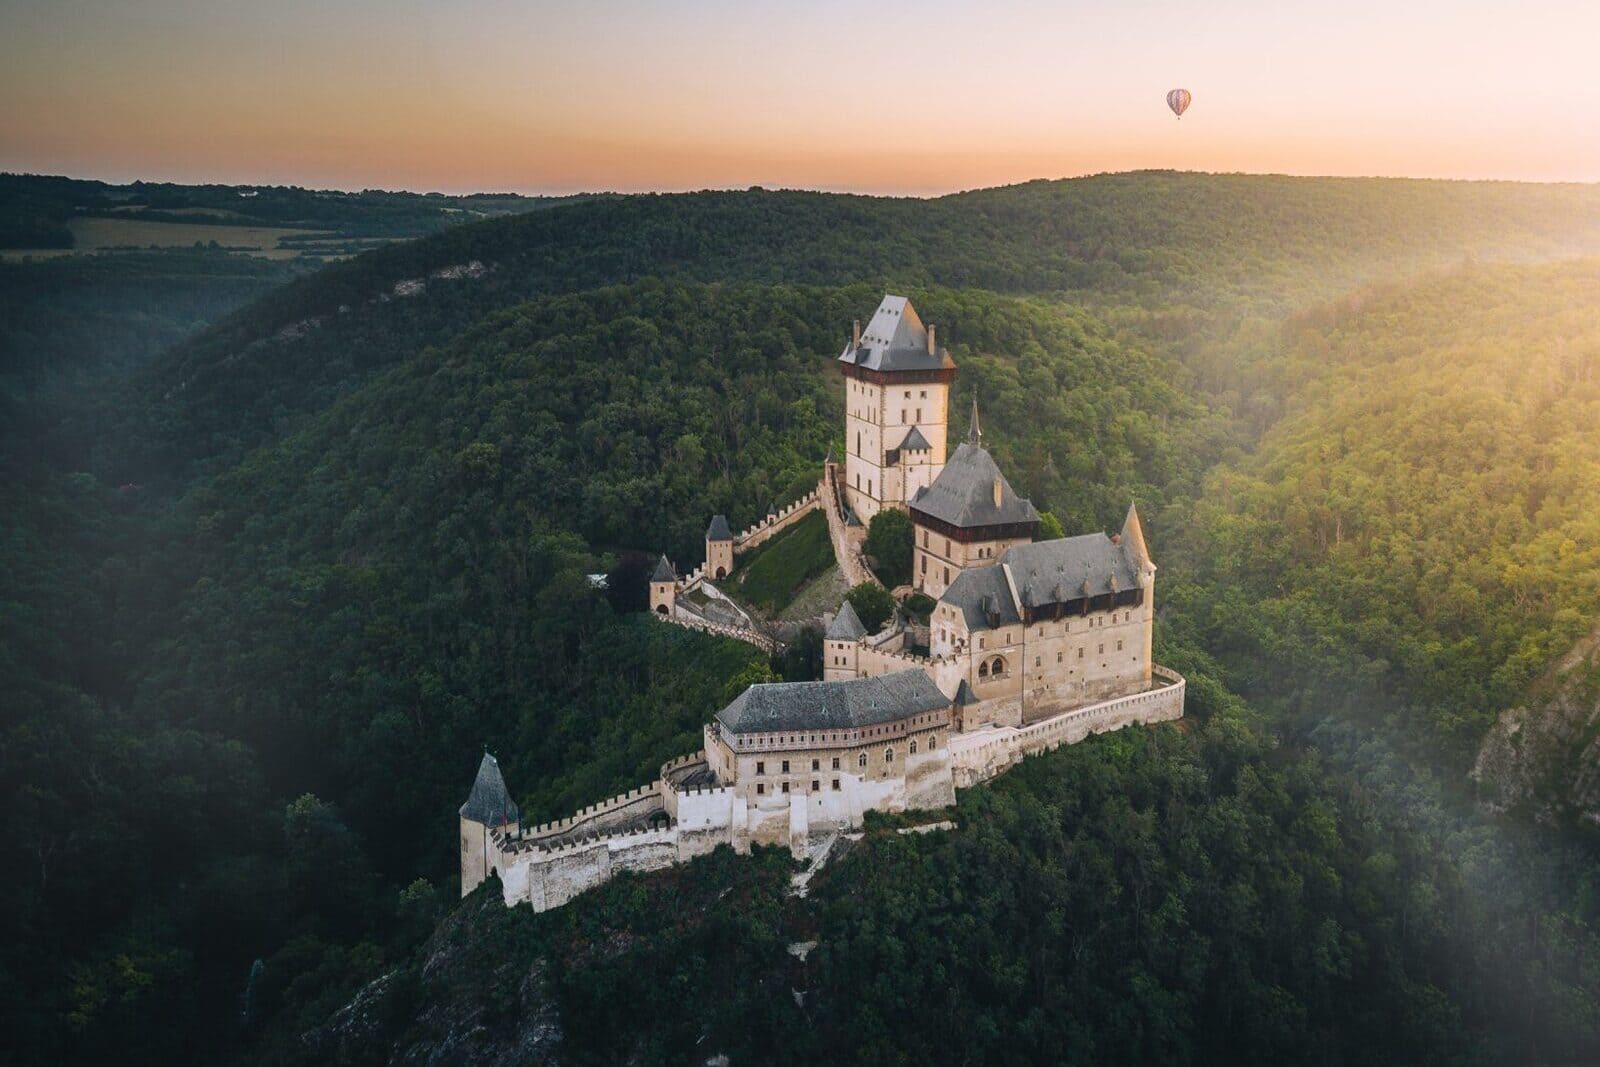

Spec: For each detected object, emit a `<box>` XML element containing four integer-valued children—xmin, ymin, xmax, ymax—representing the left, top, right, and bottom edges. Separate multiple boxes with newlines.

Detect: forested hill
<box><xmin>8</xmin><ymin>174</ymin><xmax>1600</xmax><ymax>1063</ymax></box>
<box><xmin>129</xmin><ymin>173</ymin><xmax>1600</xmax><ymax>476</ymax></box>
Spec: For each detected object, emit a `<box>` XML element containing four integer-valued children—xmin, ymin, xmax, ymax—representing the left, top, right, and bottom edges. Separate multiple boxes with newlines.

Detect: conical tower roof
<box><xmin>650</xmin><ymin>555</ymin><xmax>676</xmax><ymax>582</ymax></box>
<box><xmin>826</xmin><ymin>599</ymin><xmax>868</xmax><ymax>640</ymax></box>
<box><xmin>460</xmin><ymin>752</ymin><xmax>520</xmax><ymax>826</ymax></box>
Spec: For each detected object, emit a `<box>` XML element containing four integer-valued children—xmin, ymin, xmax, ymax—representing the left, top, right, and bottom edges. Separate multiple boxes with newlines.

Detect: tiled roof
<box><xmin>706</xmin><ymin>514</ymin><xmax>733</xmax><ymax>541</ymax></box>
<box><xmin>837</xmin><ymin>295</ymin><xmax>955</xmax><ymax>374</ymax></box>
<box><xmin>460</xmin><ymin>752</ymin><xmax>520</xmax><ymax>826</ymax></box>
<box><xmin>825</xmin><ymin>599</ymin><xmax>868</xmax><ymax>640</ymax></box>
<box><xmin>910</xmin><ymin>442</ymin><xmax>1040</xmax><ymax>530</ymax></box>
<box><xmin>716</xmin><ymin>670</ymin><xmax>950</xmax><ymax>735</ymax></box>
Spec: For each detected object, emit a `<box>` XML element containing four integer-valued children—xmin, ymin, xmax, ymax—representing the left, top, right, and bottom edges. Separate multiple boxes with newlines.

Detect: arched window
<box><xmin>884</xmin><ymin>747</ymin><xmax>894</xmax><ymax>765</ymax></box>
<box><xmin>909</xmin><ymin>739</ymin><xmax>918</xmax><ymax>755</ymax></box>
<box><xmin>858</xmin><ymin>752</ymin><xmax>867</xmax><ymax>769</ymax></box>
<box><xmin>978</xmin><ymin>660</ymin><xmax>990</xmax><ymax>678</ymax></box>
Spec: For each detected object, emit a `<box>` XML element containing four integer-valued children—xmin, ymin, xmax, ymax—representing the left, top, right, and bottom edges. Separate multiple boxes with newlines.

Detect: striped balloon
<box><xmin>1166</xmin><ymin>88</ymin><xmax>1192</xmax><ymax>118</ymax></box>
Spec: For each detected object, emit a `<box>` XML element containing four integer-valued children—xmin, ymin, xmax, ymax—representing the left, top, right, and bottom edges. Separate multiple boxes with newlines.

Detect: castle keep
<box><xmin>462</xmin><ymin>295</ymin><xmax>1185</xmax><ymax>911</ymax></box>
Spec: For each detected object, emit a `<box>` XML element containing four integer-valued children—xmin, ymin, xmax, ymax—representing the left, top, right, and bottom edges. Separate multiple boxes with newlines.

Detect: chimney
<box><xmin>992</xmin><ymin>477</ymin><xmax>1003</xmax><ymax>508</ymax></box>
<box><xmin>852</xmin><ymin>319</ymin><xmax>861</xmax><ymax>348</ymax></box>
<box><xmin>927</xmin><ymin>324</ymin><xmax>937</xmax><ymax>355</ymax></box>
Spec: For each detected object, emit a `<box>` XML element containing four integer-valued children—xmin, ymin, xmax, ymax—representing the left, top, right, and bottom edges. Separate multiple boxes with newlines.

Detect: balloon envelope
<box><xmin>1166</xmin><ymin>88</ymin><xmax>1192</xmax><ymax>118</ymax></box>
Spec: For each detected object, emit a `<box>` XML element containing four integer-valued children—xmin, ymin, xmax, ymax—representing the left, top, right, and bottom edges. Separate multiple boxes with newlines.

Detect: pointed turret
<box><xmin>460</xmin><ymin>751</ymin><xmax>520</xmax><ymax>827</ymax></box>
<box><xmin>967</xmin><ymin>393</ymin><xmax>982</xmax><ymax>446</ymax></box>
<box><xmin>826</xmin><ymin>599</ymin><xmax>868</xmax><ymax>641</ymax></box>
<box><xmin>1120</xmin><ymin>502</ymin><xmax>1151</xmax><ymax>569</ymax></box>
<box><xmin>650</xmin><ymin>555</ymin><xmax>676</xmax><ymax>583</ymax></box>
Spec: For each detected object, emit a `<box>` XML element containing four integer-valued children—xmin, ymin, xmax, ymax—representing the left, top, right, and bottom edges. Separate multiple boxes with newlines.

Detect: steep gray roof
<box><xmin>650</xmin><ymin>555</ymin><xmax>676</xmax><ymax>582</ymax></box>
<box><xmin>460</xmin><ymin>752</ymin><xmax>520</xmax><ymax>826</ymax></box>
<box><xmin>825</xmin><ymin>600</ymin><xmax>867</xmax><ymax>640</ymax></box>
<box><xmin>910</xmin><ymin>442</ymin><xmax>1040</xmax><ymax>530</ymax></box>
<box><xmin>938</xmin><ymin>531</ymin><xmax>1143</xmax><ymax>632</ymax></box>
<box><xmin>954</xmin><ymin>679</ymin><xmax>980</xmax><ymax>706</ymax></box>
<box><xmin>941</xmin><ymin>563</ymin><xmax>1023</xmax><ymax>630</ymax></box>
<box><xmin>706</xmin><ymin>514</ymin><xmax>733</xmax><ymax>541</ymax></box>
<box><xmin>1004</xmin><ymin>534</ymin><xmax>1141</xmax><ymax>606</ymax></box>
<box><xmin>716</xmin><ymin>670</ymin><xmax>949</xmax><ymax>735</ymax></box>
<box><xmin>838</xmin><ymin>295</ymin><xmax>955</xmax><ymax>374</ymax></box>
<box><xmin>898</xmin><ymin>426</ymin><xmax>932</xmax><ymax>452</ymax></box>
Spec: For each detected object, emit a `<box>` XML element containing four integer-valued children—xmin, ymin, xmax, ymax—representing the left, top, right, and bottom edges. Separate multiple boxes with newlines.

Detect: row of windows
<box><xmin>752</xmin><ymin>738</ymin><xmax>933</xmax><ymax>779</ymax></box>
<box><xmin>757</xmin><ymin>780</ymin><xmax>842</xmax><ymax>795</ymax></box>
<box><xmin>740</xmin><ymin>718</ymin><xmax>941</xmax><ymax>749</ymax></box>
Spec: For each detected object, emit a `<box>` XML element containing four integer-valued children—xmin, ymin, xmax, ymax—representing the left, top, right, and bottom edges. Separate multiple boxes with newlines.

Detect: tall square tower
<box><xmin>837</xmin><ymin>295</ymin><xmax>957</xmax><ymax>522</ymax></box>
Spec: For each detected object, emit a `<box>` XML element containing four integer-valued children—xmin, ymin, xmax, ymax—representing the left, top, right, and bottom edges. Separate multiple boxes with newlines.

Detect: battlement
<box><xmin>519</xmin><ymin>780</ymin><xmax>666</xmax><ymax>842</ymax></box>
<box><xmin>731</xmin><ymin>487</ymin><xmax>823</xmax><ymax>554</ymax></box>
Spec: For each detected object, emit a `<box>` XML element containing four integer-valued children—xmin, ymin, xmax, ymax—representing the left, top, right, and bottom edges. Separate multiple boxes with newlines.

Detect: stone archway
<box><xmin>655</xmin><ymin>604</ymin><xmax>668</xmax><ymax>615</ymax></box>
<box><xmin>715</xmin><ymin>566</ymin><xmax>727</xmax><ymax>579</ymax></box>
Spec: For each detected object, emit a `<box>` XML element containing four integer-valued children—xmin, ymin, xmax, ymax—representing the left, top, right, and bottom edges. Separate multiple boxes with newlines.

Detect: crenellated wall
<box><xmin>730</xmin><ymin>488</ymin><xmax>823</xmax><ymax>555</ymax></box>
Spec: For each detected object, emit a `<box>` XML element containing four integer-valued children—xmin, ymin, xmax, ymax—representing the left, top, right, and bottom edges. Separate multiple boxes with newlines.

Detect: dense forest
<box><xmin>3</xmin><ymin>173</ymin><xmax>1600</xmax><ymax>1064</ymax></box>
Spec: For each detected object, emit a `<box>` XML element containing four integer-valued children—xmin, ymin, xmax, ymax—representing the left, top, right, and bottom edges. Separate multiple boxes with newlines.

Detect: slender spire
<box><xmin>968</xmin><ymin>392</ymin><xmax>982</xmax><ymax>446</ymax></box>
<box><xmin>1120</xmin><ymin>501</ymin><xmax>1151</xmax><ymax>567</ymax></box>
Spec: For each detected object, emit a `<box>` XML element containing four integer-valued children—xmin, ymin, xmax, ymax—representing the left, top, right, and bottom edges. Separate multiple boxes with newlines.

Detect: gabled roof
<box><xmin>716</xmin><ymin>669</ymin><xmax>950</xmax><ymax>735</ymax></box>
<box><xmin>898</xmin><ymin>426</ymin><xmax>932</xmax><ymax>452</ymax></box>
<box><xmin>1003</xmin><ymin>534</ymin><xmax>1141</xmax><ymax>606</ymax></box>
<box><xmin>838</xmin><ymin>295</ymin><xmax>956</xmax><ymax>374</ymax></box>
<box><xmin>825</xmin><ymin>599</ymin><xmax>867</xmax><ymax>640</ymax></box>
<box><xmin>460</xmin><ymin>752</ymin><xmax>520</xmax><ymax>826</ymax></box>
<box><xmin>910</xmin><ymin>441</ymin><xmax>1040</xmax><ymax>530</ymax></box>
<box><xmin>650</xmin><ymin>555</ymin><xmax>676</xmax><ymax>582</ymax></box>
<box><xmin>939</xmin><ymin>529</ymin><xmax>1145</xmax><ymax>632</ymax></box>
<box><xmin>706</xmin><ymin>514</ymin><xmax>733</xmax><ymax>541</ymax></box>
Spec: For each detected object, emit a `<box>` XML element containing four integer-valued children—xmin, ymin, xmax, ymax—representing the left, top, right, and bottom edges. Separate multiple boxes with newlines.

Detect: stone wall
<box><xmin>949</xmin><ymin>666</ymin><xmax>1186</xmax><ymax>788</ymax></box>
<box><xmin>730</xmin><ymin>488</ymin><xmax>823</xmax><ymax>555</ymax></box>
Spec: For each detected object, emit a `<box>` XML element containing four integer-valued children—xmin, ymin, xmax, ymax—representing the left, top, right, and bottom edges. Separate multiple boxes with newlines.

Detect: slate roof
<box><xmin>706</xmin><ymin>514</ymin><xmax>733</xmax><ymax>541</ymax></box>
<box><xmin>825</xmin><ymin>599</ymin><xmax>868</xmax><ymax>640</ymax></box>
<box><xmin>954</xmin><ymin>679</ymin><xmax>980</xmax><ymax>706</ymax></box>
<box><xmin>716</xmin><ymin>670</ymin><xmax>950</xmax><ymax>735</ymax></box>
<box><xmin>910</xmin><ymin>442</ymin><xmax>1040</xmax><ymax>530</ymax></box>
<box><xmin>1005</xmin><ymin>534</ymin><xmax>1141</xmax><ymax>606</ymax></box>
<box><xmin>460</xmin><ymin>752</ymin><xmax>520</xmax><ymax>826</ymax></box>
<box><xmin>650</xmin><ymin>555</ymin><xmax>676</xmax><ymax>582</ymax></box>
<box><xmin>938</xmin><ymin>532</ymin><xmax>1144</xmax><ymax>632</ymax></box>
<box><xmin>898</xmin><ymin>426</ymin><xmax>932</xmax><ymax>452</ymax></box>
<box><xmin>838</xmin><ymin>295</ymin><xmax>955</xmax><ymax>374</ymax></box>
<box><xmin>941</xmin><ymin>562</ymin><xmax>1023</xmax><ymax>630</ymax></box>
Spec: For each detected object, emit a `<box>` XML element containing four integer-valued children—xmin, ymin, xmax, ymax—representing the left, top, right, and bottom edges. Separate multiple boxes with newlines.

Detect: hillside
<box><xmin>1172</xmin><ymin>260</ymin><xmax>1600</xmax><ymax>770</ymax></box>
<box><xmin>124</xmin><ymin>173</ymin><xmax>1600</xmax><ymax>476</ymax></box>
<box><xmin>6</xmin><ymin>174</ymin><xmax>1600</xmax><ymax>1063</ymax></box>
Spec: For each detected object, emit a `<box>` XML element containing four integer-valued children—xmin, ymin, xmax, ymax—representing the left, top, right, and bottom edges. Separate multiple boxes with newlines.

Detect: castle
<box><xmin>461</xmin><ymin>296</ymin><xmax>1185</xmax><ymax>911</ymax></box>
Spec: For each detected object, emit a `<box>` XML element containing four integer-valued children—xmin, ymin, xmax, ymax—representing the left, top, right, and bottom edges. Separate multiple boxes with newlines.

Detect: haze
<box><xmin>3</xmin><ymin>0</ymin><xmax>1598</xmax><ymax>194</ymax></box>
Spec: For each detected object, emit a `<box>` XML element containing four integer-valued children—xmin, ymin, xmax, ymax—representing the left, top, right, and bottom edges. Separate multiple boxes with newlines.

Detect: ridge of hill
<box><xmin>126</xmin><ymin>173</ymin><xmax>1600</xmax><ymax>476</ymax></box>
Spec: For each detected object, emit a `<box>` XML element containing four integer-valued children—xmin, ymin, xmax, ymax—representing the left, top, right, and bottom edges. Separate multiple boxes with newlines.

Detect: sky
<box><xmin>3</xmin><ymin>0</ymin><xmax>1598</xmax><ymax>195</ymax></box>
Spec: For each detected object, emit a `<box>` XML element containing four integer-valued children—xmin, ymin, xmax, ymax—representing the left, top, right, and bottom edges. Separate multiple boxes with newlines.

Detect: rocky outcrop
<box><xmin>1473</xmin><ymin>623</ymin><xmax>1600</xmax><ymax>828</ymax></box>
<box><xmin>301</xmin><ymin>889</ymin><xmax>563</xmax><ymax>1065</ymax></box>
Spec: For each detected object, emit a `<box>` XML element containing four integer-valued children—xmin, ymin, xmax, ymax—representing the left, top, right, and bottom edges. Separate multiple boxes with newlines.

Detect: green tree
<box><xmin>1037</xmin><ymin>510</ymin><xmax>1065</xmax><ymax>540</ymax></box>
<box><xmin>845</xmin><ymin>582</ymin><xmax>896</xmax><ymax>634</ymax></box>
<box><xmin>864</xmin><ymin>509</ymin><xmax>913</xmax><ymax>587</ymax></box>
<box><xmin>720</xmin><ymin>660</ymin><xmax>779</xmax><ymax>705</ymax></box>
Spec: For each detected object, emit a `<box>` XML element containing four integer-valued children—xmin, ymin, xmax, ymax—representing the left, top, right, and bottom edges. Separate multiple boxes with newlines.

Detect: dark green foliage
<box><xmin>864</xmin><ymin>507</ymin><xmax>913</xmax><ymax>587</ymax></box>
<box><xmin>1036</xmin><ymin>509</ymin><xmax>1066</xmax><ymax>540</ymax></box>
<box><xmin>845</xmin><ymin>582</ymin><xmax>897</xmax><ymax>634</ymax></box>
<box><xmin>8</xmin><ymin>175</ymin><xmax>1600</xmax><ymax>1064</ymax></box>
<box><xmin>733</xmin><ymin>510</ymin><xmax>834</xmax><ymax>612</ymax></box>
<box><xmin>774</xmin><ymin>624</ymin><xmax>823</xmax><ymax>682</ymax></box>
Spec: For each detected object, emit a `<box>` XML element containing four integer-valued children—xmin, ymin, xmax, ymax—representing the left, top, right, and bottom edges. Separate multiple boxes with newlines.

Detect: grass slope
<box><xmin>732</xmin><ymin>510</ymin><xmax>834</xmax><ymax>614</ymax></box>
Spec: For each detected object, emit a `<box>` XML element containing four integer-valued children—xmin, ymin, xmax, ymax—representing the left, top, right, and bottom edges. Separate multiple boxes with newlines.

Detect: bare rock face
<box><xmin>1473</xmin><ymin>625</ymin><xmax>1600</xmax><ymax>828</ymax></box>
<box><xmin>303</xmin><ymin>890</ymin><xmax>563</xmax><ymax>1065</ymax></box>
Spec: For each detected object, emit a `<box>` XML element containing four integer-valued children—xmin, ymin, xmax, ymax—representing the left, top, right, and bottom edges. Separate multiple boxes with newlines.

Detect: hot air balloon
<box><xmin>1166</xmin><ymin>88</ymin><xmax>1192</xmax><ymax>119</ymax></box>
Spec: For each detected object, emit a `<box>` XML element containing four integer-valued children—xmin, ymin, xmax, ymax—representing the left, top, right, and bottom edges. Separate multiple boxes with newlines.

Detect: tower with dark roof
<box><xmin>823</xmin><ymin>599</ymin><xmax>867</xmax><ymax>680</ymax></box>
<box><xmin>648</xmin><ymin>555</ymin><xmax>677</xmax><ymax>615</ymax></box>
<box><xmin>705</xmin><ymin>515</ymin><xmax>734</xmax><ymax>579</ymax></box>
<box><xmin>460</xmin><ymin>752</ymin><xmax>520</xmax><ymax>896</ymax></box>
<box><xmin>908</xmin><ymin>398</ymin><xmax>1041</xmax><ymax>597</ymax></box>
<box><xmin>837</xmin><ymin>295</ymin><xmax>957</xmax><ymax>522</ymax></box>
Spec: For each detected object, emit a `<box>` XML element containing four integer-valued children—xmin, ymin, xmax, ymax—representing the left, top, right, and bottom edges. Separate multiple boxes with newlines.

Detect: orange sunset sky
<box><xmin>3</xmin><ymin>0</ymin><xmax>1598</xmax><ymax>194</ymax></box>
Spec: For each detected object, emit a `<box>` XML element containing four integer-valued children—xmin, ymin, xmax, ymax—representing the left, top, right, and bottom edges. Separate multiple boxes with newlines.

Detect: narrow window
<box><xmin>1117</xmin><ymin>640</ymin><xmax>1124</xmax><ymax>651</ymax></box>
<box><xmin>812</xmin><ymin>779</ymin><xmax>820</xmax><ymax>792</ymax></box>
<box><xmin>885</xmin><ymin>748</ymin><xmax>894</xmax><ymax>765</ymax></box>
<box><xmin>757</xmin><ymin>783</ymin><xmax>765</xmax><ymax>795</ymax></box>
<box><xmin>812</xmin><ymin>759</ymin><xmax>820</xmax><ymax>772</ymax></box>
<box><xmin>782</xmin><ymin>760</ymin><xmax>790</xmax><ymax>774</ymax></box>
<box><xmin>910</xmin><ymin>739</ymin><xmax>918</xmax><ymax>755</ymax></box>
<box><xmin>756</xmin><ymin>761</ymin><xmax>765</xmax><ymax>775</ymax></box>
<box><xmin>858</xmin><ymin>752</ymin><xmax>867</xmax><ymax>768</ymax></box>
<box><xmin>832</xmin><ymin>779</ymin><xmax>841</xmax><ymax>791</ymax></box>
<box><xmin>1098</xmin><ymin>643</ymin><xmax>1104</xmax><ymax>655</ymax></box>
<box><xmin>782</xmin><ymin>781</ymin><xmax>790</xmax><ymax>793</ymax></box>
<box><xmin>832</xmin><ymin>756</ymin><xmax>840</xmax><ymax>770</ymax></box>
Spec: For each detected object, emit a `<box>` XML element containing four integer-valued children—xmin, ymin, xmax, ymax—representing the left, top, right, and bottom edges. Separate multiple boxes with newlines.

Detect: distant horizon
<box><xmin>6</xmin><ymin>1</ymin><xmax>1597</xmax><ymax>195</ymax></box>
<box><xmin>13</xmin><ymin>166</ymin><xmax>1600</xmax><ymax>203</ymax></box>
